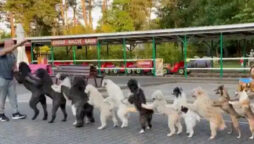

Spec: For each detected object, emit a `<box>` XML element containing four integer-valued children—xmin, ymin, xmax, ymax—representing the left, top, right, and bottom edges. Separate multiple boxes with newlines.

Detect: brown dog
<box><xmin>213</xmin><ymin>85</ymin><xmax>242</xmax><ymax>138</ymax></box>
<box><xmin>188</xmin><ymin>87</ymin><xmax>226</xmax><ymax>139</ymax></box>
<box><xmin>229</xmin><ymin>85</ymin><xmax>254</xmax><ymax>139</ymax></box>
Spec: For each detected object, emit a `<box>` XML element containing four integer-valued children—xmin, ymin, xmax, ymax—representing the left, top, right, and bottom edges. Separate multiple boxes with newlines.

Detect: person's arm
<box><xmin>0</xmin><ymin>39</ymin><xmax>28</xmax><ymax>56</ymax></box>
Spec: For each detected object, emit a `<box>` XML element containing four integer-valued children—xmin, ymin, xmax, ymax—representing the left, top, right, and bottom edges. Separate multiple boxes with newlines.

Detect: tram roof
<box><xmin>22</xmin><ymin>23</ymin><xmax>254</xmax><ymax>44</ymax></box>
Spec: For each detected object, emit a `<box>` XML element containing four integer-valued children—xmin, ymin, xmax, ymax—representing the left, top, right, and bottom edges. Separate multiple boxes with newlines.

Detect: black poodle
<box><xmin>14</xmin><ymin>62</ymin><xmax>67</xmax><ymax>123</ymax></box>
<box><xmin>61</xmin><ymin>77</ymin><xmax>94</xmax><ymax>127</ymax></box>
<box><xmin>127</xmin><ymin>79</ymin><xmax>153</xmax><ymax>133</ymax></box>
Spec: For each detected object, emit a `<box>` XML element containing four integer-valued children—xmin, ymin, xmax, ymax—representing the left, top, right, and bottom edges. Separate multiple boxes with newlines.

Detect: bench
<box><xmin>53</xmin><ymin>65</ymin><xmax>104</xmax><ymax>87</ymax></box>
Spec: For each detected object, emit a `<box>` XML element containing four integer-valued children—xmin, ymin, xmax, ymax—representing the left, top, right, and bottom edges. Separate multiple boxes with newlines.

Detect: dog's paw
<box><xmin>73</xmin><ymin>121</ymin><xmax>77</xmax><ymax>126</ymax></box>
<box><xmin>188</xmin><ymin>132</ymin><xmax>194</xmax><ymax>138</ymax></box>
<box><xmin>98</xmin><ymin>126</ymin><xmax>106</xmax><ymax>130</ymax></box>
<box><xmin>139</xmin><ymin>129</ymin><xmax>145</xmax><ymax>134</ymax></box>
<box><xmin>42</xmin><ymin>115</ymin><xmax>48</xmax><ymax>121</ymax></box>
<box><xmin>48</xmin><ymin>120</ymin><xmax>54</xmax><ymax>123</ymax></box>
<box><xmin>61</xmin><ymin>118</ymin><xmax>67</xmax><ymax>122</ymax></box>
<box><xmin>113</xmin><ymin>124</ymin><xmax>118</xmax><ymax>128</ymax></box>
<box><xmin>209</xmin><ymin>136</ymin><xmax>215</xmax><ymax>140</ymax></box>
<box><xmin>237</xmin><ymin>135</ymin><xmax>241</xmax><ymax>139</ymax></box>
<box><xmin>249</xmin><ymin>135</ymin><xmax>254</xmax><ymax>140</ymax></box>
<box><xmin>167</xmin><ymin>133</ymin><xmax>174</xmax><ymax>137</ymax></box>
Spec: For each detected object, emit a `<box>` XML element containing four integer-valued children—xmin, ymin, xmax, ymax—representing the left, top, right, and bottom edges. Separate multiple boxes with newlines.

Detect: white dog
<box><xmin>172</xmin><ymin>87</ymin><xmax>200</xmax><ymax>137</ymax></box>
<box><xmin>102</xmin><ymin>79</ymin><xmax>129</xmax><ymax>128</ymax></box>
<box><xmin>142</xmin><ymin>90</ymin><xmax>182</xmax><ymax>137</ymax></box>
<box><xmin>85</xmin><ymin>84</ymin><xmax>119</xmax><ymax>129</ymax></box>
<box><xmin>51</xmin><ymin>76</ymin><xmax>71</xmax><ymax>94</ymax></box>
<box><xmin>180</xmin><ymin>106</ymin><xmax>201</xmax><ymax>137</ymax></box>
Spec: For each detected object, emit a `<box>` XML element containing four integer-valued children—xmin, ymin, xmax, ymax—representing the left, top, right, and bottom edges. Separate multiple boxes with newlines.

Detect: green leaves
<box><xmin>97</xmin><ymin>0</ymin><xmax>152</xmax><ymax>32</ymax></box>
<box><xmin>4</xmin><ymin>0</ymin><xmax>61</xmax><ymax>36</ymax></box>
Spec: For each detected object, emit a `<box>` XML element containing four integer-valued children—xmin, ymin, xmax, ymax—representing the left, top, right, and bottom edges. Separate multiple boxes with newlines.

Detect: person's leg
<box><xmin>7</xmin><ymin>80</ymin><xmax>18</xmax><ymax>113</ymax></box>
<box><xmin>0</xmin><ymin>77</ymin><xmax>8</xmax><ymax>114</ymax></box>
<box><xmin>0</xmin><ymin>77</ymin><xmax>9</xmax><ymax>121</ymax></box>
<box><xmin>7</xmin><ymin>79</ymin><xmax>26</xmax><ymax>119</ymax></box>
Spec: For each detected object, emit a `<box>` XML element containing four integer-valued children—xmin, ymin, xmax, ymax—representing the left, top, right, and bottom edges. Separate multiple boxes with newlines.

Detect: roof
<box><xmin>26</xmin><ymin>23</ymin><xmax>254</xmax><ymax>45</ymax></box>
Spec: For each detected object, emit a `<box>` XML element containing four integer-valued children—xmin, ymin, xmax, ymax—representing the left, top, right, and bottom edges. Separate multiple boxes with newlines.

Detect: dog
<box><xmin>172</xmin><ymin>87</ymin><xmax>188</xmax><ymax>111</ymax></box>
<box><xmin>229</xmin><ymin>85</ymin><xmax>254</xmax><ymax>139</ymax></box>
<box><xmin>187</xmin><ymin>87</ymin><xmax>226</xmax><ymax>139</ymax></box>
<box><xmin>127</xmin><ymin>79</ymin><xmax>153</xmax><ymax>134</ymax></box>
<box><xmin>180</xmin><ymin>106</ymin><xmax>200</xmax><ymax>137</ymax></box>
<box><xmin>142</xmin><ymin>90</ymin><xmax>182</xmax><ymax>136</ymax></box>
<box><xmin>15</xmin><ymin>62</ymin><xmax>67</xmax><ymax>123</ymax></box>
<box><xmin>52</xmin><ymin>76</ymin><xmax>94</xmax><ymax>127</ymax></box>
<box><xmin>85</xmin><ymin>84</ymin><xmax>118</xmax><ymax>129</ymax></box>
<box><xmin>172</xmin><ymin>87</ymin><xmax>201</xmax><ymax>137</ymax></box>
<box><xmin>102</xmin><ymin>79</ymin><xmax>129</xmax><ymax>128</ymax></box>
<box><xmin>213</xmin><ymin>85</ymin><xmax>243</xmax><ymax>138</ymax></box>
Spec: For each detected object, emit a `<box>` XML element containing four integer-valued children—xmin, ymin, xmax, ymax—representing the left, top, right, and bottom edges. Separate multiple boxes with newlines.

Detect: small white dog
<box><xmin>142</xmin><ymin>90</ymin><xmax>182</xmax><ymax>137</ymax></box>
<box><xmin>102</xmin><ymin>79</ymin><xmax>129</xmax><ymax>128</ymax></box>
<box><xmin>172</xmin><ymin>87</ymin><xmax>200</xmax><ymax>137</ymax></box>
<box><xmin>180</xmin><ymin>106</ymin><xmax>201</xmax><ymax>137</ymax></box>
<box><xmin>85</xmin><ymin>84</ymin><xmax>119</xmax><ymax>129</ymax></box>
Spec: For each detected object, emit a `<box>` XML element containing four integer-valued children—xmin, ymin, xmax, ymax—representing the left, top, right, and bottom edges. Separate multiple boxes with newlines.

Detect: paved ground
<box><xmin>2</xmin><ymin>76</ymin><xmax>254</xmax><ymax>144</ymax></box>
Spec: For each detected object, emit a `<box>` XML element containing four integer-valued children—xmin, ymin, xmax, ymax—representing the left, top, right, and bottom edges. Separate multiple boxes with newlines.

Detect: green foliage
<box><xmin>232</xmin><ymin>0</ymin><xmax>254</xmax><ymax>23</ymax></box>
<box><xmin>0</xmin><ymin>32</ymin><xmax>11</xmax><ymax>39</ymax></box>
<box><xmin>97</xmin><ymin>0</ymin><xmax>152</xmax><ymax>32</ymax></box>
<box><xmin>39</xmin><ymin>45</ymin><xmax>50</xmax><ymax>54</ymax></box>
<box><xmin>4</xmin><ymin>0</ymin><xmax>61</xmax><ymax>36</ymax></box>
<box><xmin>159</xmin><ymin>0</ymin><xmax>244</xmax><ymax>28</ymax></box>
<box><xmin>63</xmin><ymin>24</ymin><xmax>94</xmax><ymax>35</ymax></box>
<box><xmin>97</xmin><ymin>9</ymin><xmax>135</xmax><ymax>32</ymax></box>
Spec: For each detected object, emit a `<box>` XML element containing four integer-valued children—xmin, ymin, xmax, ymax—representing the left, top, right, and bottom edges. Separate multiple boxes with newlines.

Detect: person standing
<box><xmin>0</xmin><ymin>39</ymin><xmax>28</xmax><ymax>121</ymax></box>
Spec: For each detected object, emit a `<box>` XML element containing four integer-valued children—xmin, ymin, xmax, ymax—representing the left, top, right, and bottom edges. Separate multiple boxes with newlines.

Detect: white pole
<box><xmin>16</xmin><ymin>23</ymin><xmax>29</xmax><ymax>66</ymax></box>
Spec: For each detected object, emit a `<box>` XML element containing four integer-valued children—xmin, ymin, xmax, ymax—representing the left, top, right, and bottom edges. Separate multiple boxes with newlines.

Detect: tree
<box><xmin>158</xmin><ymin>0</ymin><xmax>243</xmax><ymax>28</ymax></box>
<box><xmin>67</xmin><ymin>0</ymin><xmax>78</xmax><ymax>25</ymax></box>
<box><xmin>97</xmin><ymin>9</ymin><xmax>135</xmax><ymax>32</ymax></box>
<box><xmin>97</xmin><ymin>0</ymin><xmax>153</xmax><ymax>32</ymax></box>
<box><xmin>232</xmin><ymin>0</ymin><xmax>254</xmax><ymax>23</ymax></box>
<box><xmin>4</xmin><ymin>0</ymin><xmax>61</xmax><ymax>36</ymax></box>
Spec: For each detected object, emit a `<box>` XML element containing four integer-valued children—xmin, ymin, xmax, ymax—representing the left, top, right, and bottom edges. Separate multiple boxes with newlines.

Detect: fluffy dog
<box><xmin>53</xmin><ymin>76</ymin><xmax>94</xmax><ymax>127</ymax></box>
<box><xmin>172</xmin><ymin>87</ymin><xmax>201</xmax><ymax>137</ymax></box>
<box><xmin>142</xmin><ymin>90</ymin><xmax>182</xmax><ymax>136</ymax></box>
<box><xmin>213</xmin><ymin>85</ymin><xmax>242</xmax><ymax>138</ymax></box>
<box><xmin>85</xmin><ymin>84</ymin><xmax>118</xmax><ymax>129</ymax></box>
<box><xmin>172</xmin><ymin>87</ymin><xmax>188</xmax><ymax>111</ymax></box>
<box><xmin>102</xmin><ymin>79</ymin><xmax>129</xmax><ymax>128</ymax></box>
<box><xmin>180</xmin><ymin>106</ymin><xmax>200</xmax><ymax>137</ymax></box>
<box><xmin>127</xmin><ymin>79</ymin><xmax>153</xmax><ymax>134</ymax></box>
<box><xmin>15</xmin><ymin>62</ymin><xmax>67</xmax><ymax>123</ymax></box>
<box><xmin>188</xmin><ymin>87</ymin><xmax>226</xmax><ymax>139</ymax></box>
<box><xmin>229</xmin><ymin>86</ymin><xmax>254</xmax><ymax>139</ymax></box>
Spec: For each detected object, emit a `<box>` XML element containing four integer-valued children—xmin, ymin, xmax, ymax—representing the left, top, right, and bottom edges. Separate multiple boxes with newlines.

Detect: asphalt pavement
<box><xmin>1</xmin><ymin>76</ymin><xmax>253</xmax><ymax>144</ymax></box>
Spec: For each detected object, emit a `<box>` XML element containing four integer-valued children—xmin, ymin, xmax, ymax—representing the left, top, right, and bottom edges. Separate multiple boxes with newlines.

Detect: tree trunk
<box><xmin>10</xmin><ymin>13</ymin><xmax>15</xmax><ymax>38</ymax></box>
<box><xmin>102</xmin><ymin>0</ymin><xmax>108</xmax><ymax>12</ymax></box>
<box><xmin>81</xmin><ymin>0</ymin><xmax>88</xmax><ymax>26</ymax></box>
<box><xmin>88</xmin><ymin>0</ymin><xmax>93</xmax><ymax>28</ymax></box>
<box><xmin>60</xmin><ymin>1</ymin><xmax>66</xmax><ymax>26</ymax></box>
